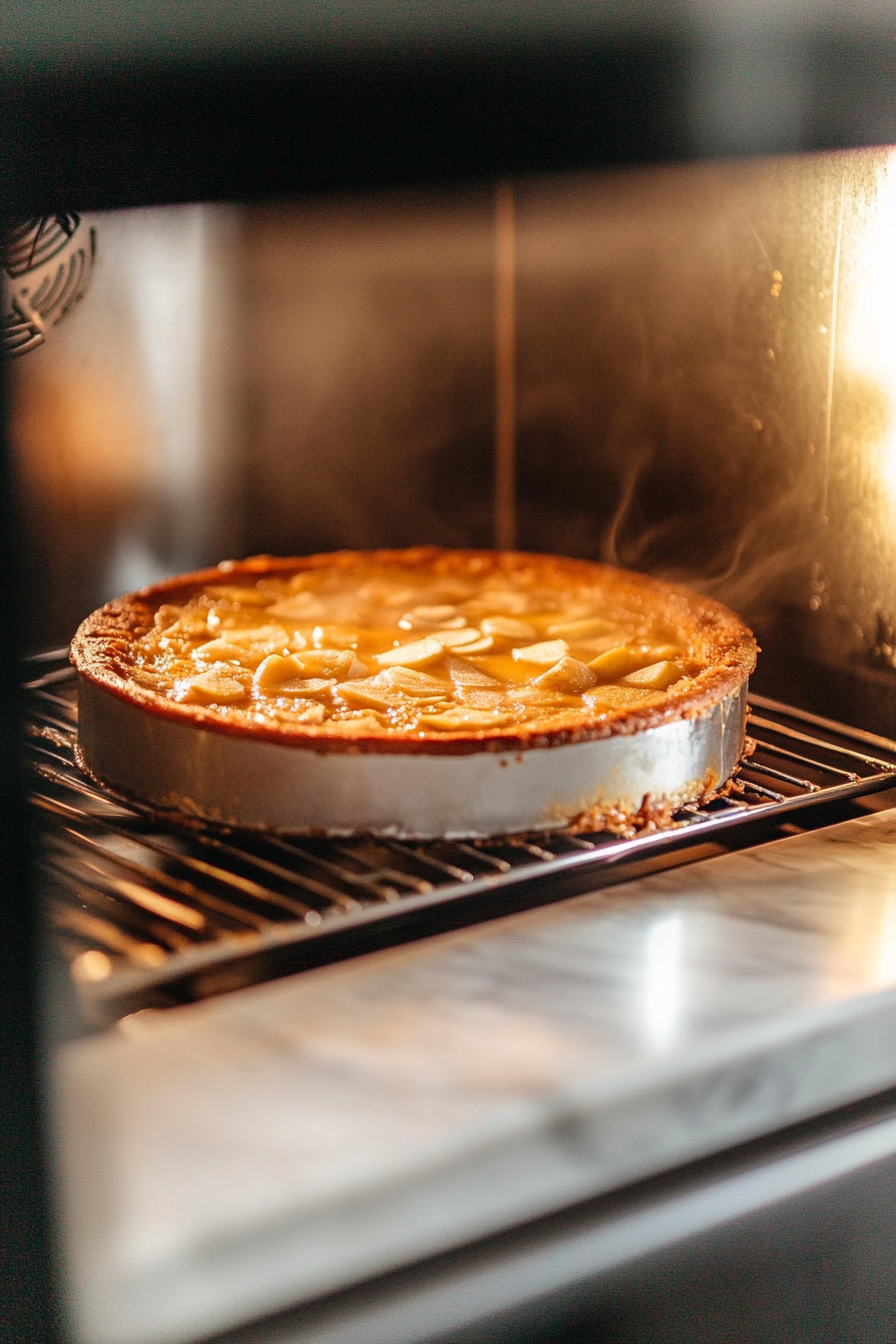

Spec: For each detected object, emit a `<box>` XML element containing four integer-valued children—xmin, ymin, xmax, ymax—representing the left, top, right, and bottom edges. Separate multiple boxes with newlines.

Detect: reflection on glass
<box><xmin>644</xmin><ymin>912</ymin><xmax>682</xmax><ymax>1051</ymax></box>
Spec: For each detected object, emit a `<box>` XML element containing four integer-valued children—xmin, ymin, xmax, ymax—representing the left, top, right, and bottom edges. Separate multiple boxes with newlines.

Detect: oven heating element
<box><xmin>25</xmin><ymin>650</ymin><xmax>896</xmax><ymax>1023</ymax></box>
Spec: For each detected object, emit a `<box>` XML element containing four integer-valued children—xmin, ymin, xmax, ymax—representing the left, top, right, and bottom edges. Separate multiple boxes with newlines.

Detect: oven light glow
<box><xmin>839</xmin><ymin>148</ymin><xmax>896</xmax><ymax>506</ymax></box>
<box><xmin>644</xmin><ymin>912</ymin><xmax>682</xmax><ymax>1051</ymax></box>
<box><xmin>72</xmin><ymin>949</ymin><xmax>112</xmax><ymax>983</ymax></box>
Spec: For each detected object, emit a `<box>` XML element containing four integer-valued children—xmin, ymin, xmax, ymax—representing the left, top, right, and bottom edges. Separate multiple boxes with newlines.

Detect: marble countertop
<box><xmin>55</xmin><ymin>808</ymin><xmax>896</xmax><ymax>1344</ymax></box>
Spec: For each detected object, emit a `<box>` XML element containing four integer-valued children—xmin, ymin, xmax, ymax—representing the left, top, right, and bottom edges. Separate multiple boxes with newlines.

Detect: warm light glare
<box><xmin>644</xmin><ymin>912</ymin><xmax>682</xmax><ymax>1050</ymax></box>
<box><xmin>72</xmin><ymin>949</ymin><xmax>112</xmax><ymax>983</ymax></box>
<box><xmin>840</xmin><ymin>149</ymin><xmax>896</xmax><ymax>505</ymax></box>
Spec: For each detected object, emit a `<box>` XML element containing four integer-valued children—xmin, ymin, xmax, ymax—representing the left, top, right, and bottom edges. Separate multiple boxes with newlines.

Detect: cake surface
<box><xmin>72</xmin><ymin>548</ymin><xmax>756</xmax><ymax>756</ymax></box>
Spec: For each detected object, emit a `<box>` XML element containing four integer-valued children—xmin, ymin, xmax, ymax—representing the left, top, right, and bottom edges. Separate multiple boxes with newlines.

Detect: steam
<box><xmin>602</xmin><ymin>443</ymin><xmax>650</xmax><ymax>571</ymax></box>
<box><xmin>599</xmin><ymin>445</ymin><xmax>810</xmax><ymax>618</ymax></box>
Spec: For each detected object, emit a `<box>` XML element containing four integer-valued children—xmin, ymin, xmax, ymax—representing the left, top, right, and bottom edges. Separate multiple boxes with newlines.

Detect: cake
<box><xmin>71</xmin><ymin>548</ymin><xmax>757</xmax><ymax>837</ymax></box>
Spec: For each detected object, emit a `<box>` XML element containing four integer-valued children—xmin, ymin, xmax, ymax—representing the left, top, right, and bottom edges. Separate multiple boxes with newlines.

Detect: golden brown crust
<box><xmin>71</xmin><ymin>548</ymin><xmax>757</xmax><ymax>757</ymax></box>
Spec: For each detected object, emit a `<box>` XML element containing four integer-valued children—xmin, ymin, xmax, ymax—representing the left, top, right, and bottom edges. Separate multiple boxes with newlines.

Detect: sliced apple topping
<box><xmin>512</xmin><ymin>639</ymin><xmax>570</xmax><ymax>666</ymax></box>
<box><xmin>445</xmin><ymin>633</ymin><xmax>494</xmax><ymax>653</ymax></box>
<box><xmin>588</xmin><ymin>645</ymin><xmax>651</xmax><ymax>680</ymax></box>
<box><xmin>374</xmin><ymin>636</ymin><xmax>445</xmax><ymax>669</ymax></box>
<box><xmin>195</xmin><ymin>639</ymin><xmax>269</xmax><ymax>669</ymax></box>
<box><xmin>132</xmin><ymin>558</ymin><xmax>705</xmax><ymax>734</ymax></box>
<box><xmin>254</xmin><ymin>653</ymin><xmax>306</xmax><ymax>688</ymax></box>
<box><xmin>334</xmin><ymin>666</ymin><xmax>449</xmax><ymax>711</ymax></box>
<box><xmin>293</xmin><ymin>649</ymin><xmax>357</xmax><ymax>680</ymax></box>
<box><xmin>275</xmin><ymin>678</ymin><xmax>336</xmax><ymax>698</ymax></box>
<box><xmin>267</xmin><ymin>593</ymin><xmax>327</xmax><ymax>620</ymax></box>
<box><xmin>444</xmin><ymin>657</ymin><xmax>502</xmax><ymax>688</ymax></box>
<box><xmin>379</xmin><ymin>667</ymin><xmax>448</xmax><ymax>699</ymax></box>
<box><xmin>534</xmin><ymin>656</ymin><xmax>597</xmax><ymax>694</ymax></box>
<box><xmin>480</xmin><ymin>616</ymin><xmax>538</xmax><ymax>642</ymax></box>
<box><xmin>155</xmin><ymin>608</ymin><xmax>209</xmax><ymax>638</ymax></box>
<box><xmin>334</xmin><ymin>677</ymin><xmax>396</xmax><ymax>712</ymax></box>
<box><xmin>577</xmin><ymin>633</ymin><xmax>625</xmax><ymax>656</ymax></box>
<box><xmin>619</xmin><ymin>660</ymin><xmax>684</xmax><ymax>690</ymax></box>
<box><xmin>435</xmin><ymin>628</ymin><xmax>484</xmax><ymax>649</ymax></box>
<box><xmin>181</xmin><ymin>671</ymin><xmax>247</xmax><ymax>703</ymax></box>
<box><xmin>398</xmin><ymin>604</ymin><xmax>466</xmax><ymax>631</ymax></box>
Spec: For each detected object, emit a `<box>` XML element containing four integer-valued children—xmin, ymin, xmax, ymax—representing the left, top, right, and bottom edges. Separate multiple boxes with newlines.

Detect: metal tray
<box><xmin>25</xmin><ymin>651</ymin><xmax>896</xmax><ymax>1022</ymax></box>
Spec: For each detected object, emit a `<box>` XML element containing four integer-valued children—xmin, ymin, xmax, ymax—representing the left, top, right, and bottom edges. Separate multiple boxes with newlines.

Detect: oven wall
<box><xmin>239</xmin><ymin>189</ymin><xmax>497</xmax><ymax>558</ymax></box>
<box><xmin>10</xmin><ymin>205</ymin><xmax>242</xmax><ymax>649</ymax></box>
<box><xmin>11</xmin><ymin>148</ymin><xmax>896</xmax><ymax>733</ymax></box>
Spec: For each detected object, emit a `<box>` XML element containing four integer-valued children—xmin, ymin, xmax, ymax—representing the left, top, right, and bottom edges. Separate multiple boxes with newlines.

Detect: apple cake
<box><xmin>71</xmin><ymin>548</ymin><xmax>757</xmax><ymax>837</ymax></box>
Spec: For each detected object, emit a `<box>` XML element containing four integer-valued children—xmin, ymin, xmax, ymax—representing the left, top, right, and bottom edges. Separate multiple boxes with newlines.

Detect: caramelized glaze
<box><xmin>72</xmin><ymin>549</ymin><xmax>757</xmax><ymax>755</ymax></box>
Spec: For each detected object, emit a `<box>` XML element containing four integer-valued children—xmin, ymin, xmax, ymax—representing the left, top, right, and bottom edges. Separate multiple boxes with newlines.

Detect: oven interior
<box><xmin>12</xmin><ymin>148</ymin><xmax>896</xmax><ymax>1032</ymax></box>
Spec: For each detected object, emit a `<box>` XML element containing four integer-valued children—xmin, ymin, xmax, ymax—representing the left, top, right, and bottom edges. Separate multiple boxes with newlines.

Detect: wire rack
<box><xmin>25</xmin><ymin>649</ymin><xmax>896</xmax><ymax>1022</ymax></box>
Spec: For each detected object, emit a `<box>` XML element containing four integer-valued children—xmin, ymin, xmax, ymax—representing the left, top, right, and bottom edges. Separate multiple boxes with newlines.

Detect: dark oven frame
<box><xmin>6</xmin><ymin>10</ymin><xmax>896</xmax><ymax>1338</ymax></box>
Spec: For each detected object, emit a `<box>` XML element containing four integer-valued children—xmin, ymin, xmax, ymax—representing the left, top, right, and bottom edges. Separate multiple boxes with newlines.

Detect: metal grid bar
<box><xmin>25</xmin><ymin>654</ymin><xmax>896</xmax><ymax>1022</ymax></box>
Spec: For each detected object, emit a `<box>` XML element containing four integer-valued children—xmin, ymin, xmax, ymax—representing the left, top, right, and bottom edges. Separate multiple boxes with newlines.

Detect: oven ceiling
<box><xmin>4</xmin><ymin>1</ymin><xmax>896</xmax><ymax>212</ymax></box>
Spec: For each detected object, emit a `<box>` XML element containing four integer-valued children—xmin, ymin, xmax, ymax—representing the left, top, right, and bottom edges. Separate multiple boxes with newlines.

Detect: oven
<box><xmin>6</xmin><ymin>10</ymin><xmax>896</xmax><ymax>1344</ymax></box>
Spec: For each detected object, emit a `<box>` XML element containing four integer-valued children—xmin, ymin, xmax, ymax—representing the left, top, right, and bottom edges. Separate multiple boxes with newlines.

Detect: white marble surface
<box><xmin>55</xmin><ymin>809</ymin><xmax>896</xmax><ymax>1344</ymax></box>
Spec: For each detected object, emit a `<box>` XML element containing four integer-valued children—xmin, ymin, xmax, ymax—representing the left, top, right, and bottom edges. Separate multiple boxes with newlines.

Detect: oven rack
<box><xmin>24</xmin><ymin>650</ymin><xmax>896</xmax><ymax>1022</ymax></box>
